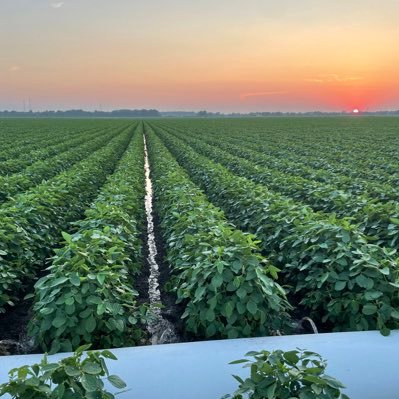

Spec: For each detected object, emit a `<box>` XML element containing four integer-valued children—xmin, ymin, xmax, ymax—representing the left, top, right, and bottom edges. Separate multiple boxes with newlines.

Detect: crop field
<box><xmin>0</xmin><ymin>117</ymin><xmax>398</xmax><ymax>355</ymax></box>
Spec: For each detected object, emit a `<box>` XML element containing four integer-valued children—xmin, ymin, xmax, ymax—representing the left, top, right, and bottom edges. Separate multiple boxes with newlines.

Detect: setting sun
<box><xmin>352</xmin><ymin>109</ymin><xmax>360</xmax><ymax>114</ymax></box>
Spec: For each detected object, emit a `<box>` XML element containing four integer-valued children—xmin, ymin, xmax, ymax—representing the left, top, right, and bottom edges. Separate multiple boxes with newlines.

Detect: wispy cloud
<box><xmin>305</xmin><ymin>74</ymin><xmax>364</xmax><ymax>83</ymax></box>
<box><xmin>51</xmin><ymin>2</ymin><xmax>64</xmax><ymax>8</ymax></box>
<box><xmin>9</xmin><ymin>66</ymin><xmax>21</xmax><ymax>72</ymax></box>
<box><xmin>240</xmin><ymin>91</ymin><xmax>287</xmax><ymax>100</ymax></box>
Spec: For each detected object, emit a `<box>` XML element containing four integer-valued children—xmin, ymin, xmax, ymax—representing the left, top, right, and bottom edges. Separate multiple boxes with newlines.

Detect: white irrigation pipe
<box><xmin>0</xmin><ymin>331</ymin><xmax>397</xmax><ymax>399</ymax></box>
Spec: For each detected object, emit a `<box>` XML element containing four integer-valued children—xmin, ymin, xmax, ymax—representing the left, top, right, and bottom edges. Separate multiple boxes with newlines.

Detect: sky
<box><xmin>1</xmin><ymin>0</ymin><xmax>399</xmax><ymax>112</ymax></box>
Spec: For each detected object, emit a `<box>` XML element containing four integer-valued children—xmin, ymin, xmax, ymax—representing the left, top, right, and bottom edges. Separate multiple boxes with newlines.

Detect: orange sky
<box><xmin>1</xmin><ymin>0</ymin><xmax>399</xmax><ymax>111</ymax></box>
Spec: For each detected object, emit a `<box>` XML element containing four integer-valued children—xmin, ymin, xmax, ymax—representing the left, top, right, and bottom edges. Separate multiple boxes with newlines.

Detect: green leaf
<box><xmin>41</xmin><ymin>363</ymin><xmax>59</xmax><ymax>372</ymax></box>
<box><xmin>341</xmin><ymin>231</ymin><xmax>350</xmax><ymax>243</ymax></box>
<box><xmin>25</xmin><ymin>377</ymin><xmax>40</xmax><ymax>386</ymax></box>
<box><xmin>69</xmin><ymin>273</ymin><xmax>81</xmax><ymax>287</ymax></box>
<box><xmin>229</xmin><ymin>359</ymin><xmax>249</xmax><ymax>364</ymax></box>
<box><xmin>246</xmin><ymin>300</ymin><xmax>258</xmax><ymax>315</ymax></box>
<box><xmin>62</xmin><ymin>231</ymin><xmax>72</xmax><ymax>242</ymax></box>
<box><xmin>40</xmin><ymin>307</ymin><xmax>55</xmax><ymax>315</ymax></box>
<box><xmin>97</xmin><ymin>303</ymin><xmax>107</xmax><ymax>316</ymax></box>
<box><xmin>211</xmin><ymin>273</ymin><xmax>223</xmax><ymax>289</ymax></box>
<box><xmin>391</xmin><ymin>310</ymin><xmax>399</xmax><ymax>320</ymax></box>
<box><xmin>65</xmin><ymin>365</ymin><xmax>80</xmax><ymax>376</ymax></box>
<box><xmin>216</xmin><ymin>261</ymin><xmax>224</xmax><ymax>274</ymax></box>
<box><xmin>356</xmin><ymin>274</ymin><xmax>373</xmax><ymax>289</ymax></box>
<box><xmin>82</xmin><ymin>361</ymin><xmax>102</xmax><ymax>375</ymax></box>
<box><xmin>206</xmin><ymin>308</ymin><xmax>215</xmax><ymax>322</ymax></box>
<box><xmin>236</xmin><ymin>287</ymin><xmax>246</xmax><ymax>299</ymax></box>
<box><xmin>50</xmin><ymin>276</ymin><xmax>69</xmax><ymax>287</ymax></box>
<box><xmin>225</xmin><ymin>302</ymin><xmax>234</xmax><ymax>318</ymax></box>
<box><xmin>101</xmin><ymin>350</ymin><xmax>117</xmax><ymax>360</ymax></box>
<box><xmin>52</xmin><ymin>317</ymin><xmax>66</xmax><ymax>328</ymax></box>
<box><xmin>265</xmin><ymin>382</ymin><xmax>277</xmax><ymax>399</ymax></box>
<box><xmin>24</xmin><ymin>292</ymin><xmax>35</xmax><ymax>300</ymax></box>
<box><xmin>87</xmin><ymin>295</ymin><xmax>102</xmax><ymax>305</ymax></box>
<box><xmin>364</xmin><ymin>291</ymin><xmax>383</xmax><ymax>301</ymax></box>
<box><xmin>53</xmin><ymin>383</ymin><xmax>66</xmax><ymax>397</ymax></box>
<box><xmin>108</xmin><ymin>375</ymin><xmax>127</xmax><ymax>389</ymax></box>
<box><xmin>334</xmin><ymin>281</ymin><xmax>346</xmax><ymax>291</ymax></box>
<box><xmin>65</xmin><ymin>297</ymin><xmax>74</xmax><ymax>306</ymax></box>
<box><xmin>362</xmin><ymin>304</ymin><xmax>377</xmax><ymax>315</ymax></box>
<box><xmin>81</xmin><ymin>374</ymin><xmax>99</xmax><ymax>392</ymax></box>
<box><xmin>283</xmin><ymin>351</ymin><xmax>299</xmax><ymax>364</ymax></box>
<box><xmin>84</xmin><ymin>316</ymin><xmax>96</xmax><ymax>333</ymax></box>
<box><xmin>97</xmin><ymin>273</ymin><xmax>106</xmax><ymax>286</ymax></box>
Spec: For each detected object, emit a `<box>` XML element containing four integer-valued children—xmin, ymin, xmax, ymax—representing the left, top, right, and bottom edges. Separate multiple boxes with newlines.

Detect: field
<box><xmin>0</xmin><ymin>117</ymin><xmax>398</xmax><ymax>355</ymax></box>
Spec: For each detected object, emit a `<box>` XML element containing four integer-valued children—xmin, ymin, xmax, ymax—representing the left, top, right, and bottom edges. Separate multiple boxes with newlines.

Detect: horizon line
<box><xmin>2</xmin><ymin>108</ymin><xmax>399</xmax><ymax>113</ymax></box>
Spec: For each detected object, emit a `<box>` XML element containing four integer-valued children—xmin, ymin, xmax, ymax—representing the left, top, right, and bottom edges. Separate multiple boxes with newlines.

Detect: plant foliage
<box><xmin>0</xmin><ymin>345</ymin><xmax>127</xmax><ymax>399</ymax></box>
<box><xmin>223</xmin><ymin>349</ymin><xmax>350</xmax><ymax>399</ymax></box>
<box><xmin>28</xmin><ymin>126</ymin><xmax>148</xmax><ymax>353</ymax></box>
<box><xmin>145</xmin><ymin>125</ymin><xmax>292</xmax><ymax>339</ymax></box>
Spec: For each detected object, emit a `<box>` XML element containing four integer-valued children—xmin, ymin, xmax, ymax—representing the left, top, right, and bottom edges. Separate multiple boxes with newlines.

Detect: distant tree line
<box><xmin>163</xmin><ymin>110</ymin><xmax>399</xmax><ymax>117</ymax></box>
<box><xmin>0</xmin><ymin>109</ymin><xmax>161</xmax><ymax>117</ymax></box>
<box><xmin>1</xmin><ymin>108</ymin><xmax>399</xmax><ymax>118</ymax></box>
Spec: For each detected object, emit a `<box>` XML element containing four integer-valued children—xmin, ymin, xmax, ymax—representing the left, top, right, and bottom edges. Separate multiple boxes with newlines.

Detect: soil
<box><xmin>151</xmin><ymin>211</ymin><xmax>186</xmax><ymax>338</ymax></box>
<box><xmin>0</xmin><ymin>297</ymin><xmax>37</xmax><ymax>356</ymax></box>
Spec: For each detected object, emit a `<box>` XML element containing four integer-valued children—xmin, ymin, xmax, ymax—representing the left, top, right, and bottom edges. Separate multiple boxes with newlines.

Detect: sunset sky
<box><xmin>1</xmin><ymin>0</ymin><xmax>399</xmax><ymax>112</ymax></box>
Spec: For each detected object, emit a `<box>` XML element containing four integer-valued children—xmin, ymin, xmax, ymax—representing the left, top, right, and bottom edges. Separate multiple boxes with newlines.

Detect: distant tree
<box><xmin>0</xmin><ymin>109</ymin><xmax>161</xmax><ymax>118</ymax></box>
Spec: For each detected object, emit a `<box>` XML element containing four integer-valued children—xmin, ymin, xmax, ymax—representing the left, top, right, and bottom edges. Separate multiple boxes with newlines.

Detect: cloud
<box><xmin>240</xmin><ymin>91</ymin><xmax>287</xmax><ymax>100</ymax></box>
<box><xmin>9</xmin><ymin>66</ymin><xmax>21</xmax><ymax>72</ymax></box>
<box><xmin>305</xmin><ymin>74</ymin><xmax>364</xmax><ymax>83</ymax></box>
<box><xmin>51</xmin><ymin>2</ymin><xmax>64</xmax><ymax>8</ymax></box>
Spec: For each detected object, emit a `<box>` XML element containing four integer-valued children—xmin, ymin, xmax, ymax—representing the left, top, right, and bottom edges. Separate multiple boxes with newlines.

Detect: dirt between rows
<box><xmin>0</xmin><ymin>298</ymin><xmax>36</xmax><ymax>355</ymax></box>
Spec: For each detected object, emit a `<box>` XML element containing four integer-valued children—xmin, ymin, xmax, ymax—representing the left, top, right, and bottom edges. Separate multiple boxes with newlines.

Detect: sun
<box><xmin>352</xmin><ymin>108</ymin><xmax>360</xmax><ymax>114</ymax></box>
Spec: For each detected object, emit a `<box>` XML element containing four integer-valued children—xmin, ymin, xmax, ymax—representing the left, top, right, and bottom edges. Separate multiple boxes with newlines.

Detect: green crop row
<box><xmin>145</xmin><ymin>125</ymin><xmax>291</xmax><ymax>339</ymax></box>
<box><xmin>0</xmin><ymin>121</ymin><xmax>110</xmax><ymax>163</ymax></box>
<box><xmin>0</xmin><ymin>125</ymin><xmax>112</xmax><ymax>175</ymax></box>
<box><xmin>0</xmin><ymin>125</ymin><xmax>128</xmax><ymax>203</ymax></box>
<box><xmin>0</xmin><ymin>126</ymin><xmax>134</xmax><ymax>313</ymax></box>
<box><xmin>160</xmin><ymin>122</ymin><xmax>398</xmax><ymax>205</ymax></box>
<box><xmin>164</xmin><ymin>127</ymin><xmax>399</xmax><ymax>250</ymax></box>
<box><xmin>226</xmin><ymin>130</ymin><xmax>398</xmax><ymax>187</ymax></box>
<box><xmin>161</xmin><ymin>117</ymin><xmax>398</xmax><ymax>186</ymax></box>
<box><xmin>0</xmin><ymin>129</ymin><xmax>63</xmax><ymax>160</ymax></box>
<box><xmin>152</xmin><ymin>125</ymin><xmax>399</xmax><ymax>335</ymax></box>
<box><xmin>28</xmin><ymin>124</ymin><xmax>147</xmax><ymax>354</ymax></box>
<box><xmin>214</xmin><ymin>132</ymin><xmax>399</xmax><ymax>204</ymax></box>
